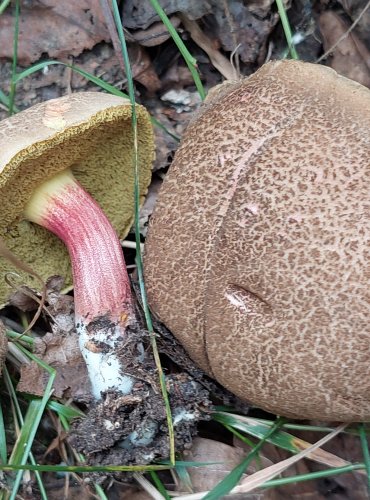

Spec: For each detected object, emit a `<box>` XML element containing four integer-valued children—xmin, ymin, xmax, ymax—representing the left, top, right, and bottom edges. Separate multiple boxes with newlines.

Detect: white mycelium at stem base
<box><xmin>24</xmin><ymin>169</ymin><xmax>135</xmax><ymax>399</ymax></box>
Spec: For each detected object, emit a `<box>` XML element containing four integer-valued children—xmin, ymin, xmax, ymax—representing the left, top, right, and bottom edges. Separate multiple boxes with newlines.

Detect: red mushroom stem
<box><xmin>25</xmin><ymin>169</ymin><xmax>135</xmax><ymax>399</ymax></box>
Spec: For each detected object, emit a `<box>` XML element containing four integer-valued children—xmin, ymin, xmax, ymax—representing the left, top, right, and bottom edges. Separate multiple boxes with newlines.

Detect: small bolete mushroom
<box><xmin>0</xmin><ymin>92</ymin><xmax>154</xmax><ymax>398</ymax></box>
<box><xmin>144</xmin><ymin>60</ymin><xmax>370</xmax><ymax>421</ymax></box>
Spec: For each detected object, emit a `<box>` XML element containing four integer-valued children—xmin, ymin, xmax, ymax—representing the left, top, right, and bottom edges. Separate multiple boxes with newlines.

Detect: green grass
<box><xmin>275</xmin><ymin>0</ymin><xmax>299</xmax><ymax>59</ymax></box>
<box><xmin>111</xmin><ymin>0</ymin><xmax>175</xmax><ymax>466</ymax></box>
<box><xmin>0</xmin><ymin>1</ymin><xmax>369</xmax><ymax>499</ymax></box>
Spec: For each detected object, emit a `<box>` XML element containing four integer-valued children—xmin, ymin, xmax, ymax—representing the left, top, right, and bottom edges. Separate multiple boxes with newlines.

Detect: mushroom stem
<box><xmin>25</xmin><ymin>169</ymin><xmax>135</xmax><ymax>399</ymax></box>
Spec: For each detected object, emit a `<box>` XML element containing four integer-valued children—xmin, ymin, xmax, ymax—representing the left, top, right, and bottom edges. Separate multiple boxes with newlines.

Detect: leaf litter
<box><xmin>1</xmin><ymin>0</ymin><xmax>370</xmax><ymax>498</ymax></box>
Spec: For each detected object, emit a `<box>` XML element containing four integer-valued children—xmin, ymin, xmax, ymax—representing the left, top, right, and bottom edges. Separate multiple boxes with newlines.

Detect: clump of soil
<box><xmin>71</xmin><ymin>371</ymin><xmax>211</xmax><ymax>466</ymax></box>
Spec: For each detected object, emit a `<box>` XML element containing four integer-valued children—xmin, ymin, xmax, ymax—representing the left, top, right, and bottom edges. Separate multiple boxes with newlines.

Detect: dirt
<box><xmin>1</xmin><ymin>0</ymin><xmax>370</xmax><ymax>498</ymax></box>
<box><xmin>70</xmin><ymin>373</ymin><xmax>210</xmax><ymax>467</ymax></box>
<box><xmin>65</xmin><ymin>280</ymin><xmax>238</xmax><ymax>468</ymax></box>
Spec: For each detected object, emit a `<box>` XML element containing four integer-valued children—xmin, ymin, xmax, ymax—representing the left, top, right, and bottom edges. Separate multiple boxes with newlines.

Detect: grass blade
<box><xmin>3</xmin><ymin>364</ymin><xmax>49</xmax><ymax>500</ymax></box>
<box><xmin>148</xmin><ymin>0</ymin><xmax>206</xmax><ymax>100</ymax></box>
<box><xmin>201</xmin><ymin>418</ymin><xmax>285</xmax><ymax>500</ymax></box>
<box><xmin>111</xmin><ymin>0</ymin><xmax>175</xmax><ymax>466</ymax></box>
<box><xmin>230</xmin><ymin>424</ymin><xmax>347</xmax><ymax>495</ymax></box>
<box><xmin>0</xmin><ymin>401</ymin><xmax>6</xmax><ymax>464</ymax></box>
<box><xmin>264</xmin><ymin>463</ymin><xmax>365</xmax><ymax>488</ymax></box>
<box><xmin>214</xmin><ymin>411</ymin><xmax>355</xmax><ymax>470</ymax></box>
<box><xmin>275</xmin><ymin>0</ymin><xmax>299</xmax><ymax>59</ymax></box>
<box><xmin>359</xmin><ymin>423</ymin><xmax>370</xmax><ymax>492</ymax></box>
<box><xmin>0</xmin><ymin>0</ymin><xmax>11</xmax><ymax>14</ymax></box>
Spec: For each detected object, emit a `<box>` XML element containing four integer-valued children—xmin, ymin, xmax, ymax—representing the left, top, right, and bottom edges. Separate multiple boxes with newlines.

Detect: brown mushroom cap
<box><xmin>144</xmin><ymin>60</ymin><xmax>370</xmax><ymax>421</ymax></box>
<box><xmin>0</xmin><ymin>92</ymin><xmax>154</xmax><ymax>303</ymax></box>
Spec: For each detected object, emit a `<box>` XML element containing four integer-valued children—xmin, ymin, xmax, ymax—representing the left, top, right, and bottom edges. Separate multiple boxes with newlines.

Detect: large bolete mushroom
<box><xmin>0</xmin><ymin>92</ymin><xmax>154</xmax><ymax>398</ymax></box>
<box><xmin>144</xmin><ymin>60</ymin><xmax>370</xmax><ymax>422</ymax></box>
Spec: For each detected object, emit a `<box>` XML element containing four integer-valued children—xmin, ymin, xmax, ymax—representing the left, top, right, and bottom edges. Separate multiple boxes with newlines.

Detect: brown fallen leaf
<box><xmin>18</xmin><ymin>330</ymin><xmax>91</xmax><ymax>401</ymax></box>
<box><xmin>0</xmin><ymin>1</ymin><xmax>109</xmax><ymax>64</ymax></box>
<box><xmin>145</xmin><ymin>102</ymin><xmax>186</xmax><ymax>171</ymax></box>
<box><xmin>122</xmin><ymin>0</ymin><xmax>211</xmax><ymax>30</ymax></box>
<box><xmin>160</xmin><ymin>63</ymin><xmax>194</xmax><ymax>90</ymax></box>
<box><xmin>99</xmin><ymin>0</ymin><xmax>161</xmax><ymax>93</ymax></box>
<box><xmin>40</xmin><ymin>479</ymin><xmax>96</xmax><ymax>500</ymax></box>
<box><xmin>202</xmin><ymin>0</ymin><xmax>277</xmax><ymax>64</ymax></box>
<box><xmin>131</xmin><ymin>16</ymin><xmax>181</xmax><ymax>47</ymax></box>
<box><xmin>174</xmin><ymin>425</ymin><xmax>346</xmax><ymax>499</ymax></box>
<box><xmin>319</xmin><ymin>10</ymin><xmax>370</xmax><ymax>87</ymax></box>
<box><xmin>122</xmin><ymin>0</ymin><xmax>277</xmax><ymax>65</ymax></box>
<box><xmin>17</xmin><ymin>277</ymin><xmax>91</xmax><ymax>401</ymax></box>
<box><xmin>182</xmin><ymin>437</ymin><xmax>276</xmax><ymax>498</ymax></box>
<box><xmin>130</xmin><ymin>45</ymin><xmax>161</xmax><ymax>93</ymax></box>
<box><xmin>338</xmin><ymin>0</ymin><xmax>370</xmax><ymax>48</ymax></box>
<box><xmin>179</xmin><ymin>14</ymin><xmax>238</xmax><ymax>80</ymax></box>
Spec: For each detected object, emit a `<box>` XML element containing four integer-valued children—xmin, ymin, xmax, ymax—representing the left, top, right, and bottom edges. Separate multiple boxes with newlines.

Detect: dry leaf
<box><xmin>130</xmin><ymin>45</ymin><xmax>161</xmax><ymax>93</ymax></box>
<box><xmin>180</xmin><ymin>15</ymin><xmax>238</xmax><ymax>80</ymax></box>
<box><xmin>234</xmin><ymin>424</ymin><xmax>347</xmax><ymax>495</ymax></box>
<box><xmin>18</xmin><ymin>330</ymin><xmax>91</xmax><ymax>401</ymax></box>
<box><xmin>0</xmin><ymin>1</ymin><xmax>109</xmax><ymax>64</ymax></box>
<box><xmin>183</xmin><ymin>437</ymin><xmax>276</xmax><ymax>498</ymax></box>
<box><xmin>338</xmin><ymin>0</ymin><xmax>370</xmax><ymax>47</ymax></box>
<box><xmin>319</xmin><ymin>10</ymin><xmax>370</xmax><ymax>87</ymax></box>
<box><xmin>17</xmin><ymin>277</ymin><xmax>91</xmax><ymax>400</ymax></box>
<box><xmin>131</xmin><ymin>16</ymin><xmax>181</xmax><ymax>47</ymax></box>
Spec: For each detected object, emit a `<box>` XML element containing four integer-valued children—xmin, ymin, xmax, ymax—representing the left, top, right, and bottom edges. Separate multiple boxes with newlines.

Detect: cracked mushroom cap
<box><xmin>144</xmin><ymin>60</ymin><xmax>370</xmax><ymax>421</ymax></box>
<box><xmin>0</xmin><ymin>92</ymin><xmax>154</xmax><ymax>303</ymax></box>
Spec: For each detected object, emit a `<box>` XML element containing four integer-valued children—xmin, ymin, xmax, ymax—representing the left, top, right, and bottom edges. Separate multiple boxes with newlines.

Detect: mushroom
<box><xmin>144</xmin><ymin>60</ymin><xmax>370</xmax><ymax>421</ymax></box>
<box><xmin>0</xmin><ymin>92</ymin><xmax>154</xmax><ymax>398</ymax></box>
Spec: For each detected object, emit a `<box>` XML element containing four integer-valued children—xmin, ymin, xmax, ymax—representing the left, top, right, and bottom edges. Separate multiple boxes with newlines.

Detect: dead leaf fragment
<box><xmin>131</xmin><ymin>16</ymin><xmax>181</xmax><ymax>47</ymax></box>
<box><xmin>319</xmin><ymin>10</ymin><xmax>370</xmax><ymax>87</ymax></box>
<box><xmin>18</xmin><ymin>330</ymin><xmax>91</xmax><ymax>401</ymax></box>
<box><xmin>130</xmin><ymin>45</ymin><xmax>161</xmax><ymax>93</ymax></box>
<box><xmin>0</xmin><ymin>1</ymin><xmax>109</xmax><ymax>64</ymax></box>
<box><xmin>338</xmin><ymin>0</ymin><xmax>370</xmax><ymax>47</ymax></box>
<box><xmin>17</xmin><ymin>277</ymin><xmax>91</xmax><ymax>401</ymax></box>
<box><xmin>139</xmin><ymin>177</ymin><xmax>163</xmax><ymax>236</ymax></box>
<box><xmin>183</xmin><ymin>437</ymin><xmax>276</xmax><ymax>498</ymax></box>
<box><xmin>122</xmin><ymin>0</ymin><xmax>277</xmax><ymax>64</ymax></box>
<box><xmin>180</xmin><ymin>14</ymin><xmax>238</xmax><ymax>80</ymax></box>
<box><xmin>122</xmin><ymin>0</ymin><xmax>212</xmax><ymax>30</ymax></box>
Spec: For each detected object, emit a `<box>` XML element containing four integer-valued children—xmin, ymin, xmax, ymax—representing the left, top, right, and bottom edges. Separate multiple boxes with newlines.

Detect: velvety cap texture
<box><xmin>144</xmin><ymin>60</ymin><xmax>370</xmax><ymax>421</ymax></box>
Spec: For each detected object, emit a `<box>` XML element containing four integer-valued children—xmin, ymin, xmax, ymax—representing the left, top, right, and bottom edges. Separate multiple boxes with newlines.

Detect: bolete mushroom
<box><xmin>144</xmin><ymin>60</ymin><xmax>370</xmax><ymax>421</ymax></box>
<box><xmin>0</xmin><ymin>92</ymin><xmax>154</xmax><ymax>398</ymax></box>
